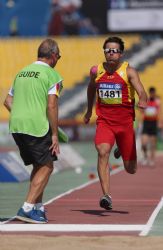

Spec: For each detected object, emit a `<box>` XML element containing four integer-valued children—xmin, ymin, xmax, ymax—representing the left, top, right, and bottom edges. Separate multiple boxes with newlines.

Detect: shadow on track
<box><xmin>71</xmin><ymin>209</ymin><xmax>129</xmax><ymax>216</ymax></box>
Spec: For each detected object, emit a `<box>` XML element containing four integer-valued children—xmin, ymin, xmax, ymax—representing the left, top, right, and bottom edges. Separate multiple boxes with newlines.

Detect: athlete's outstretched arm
<box><xmin>84</xmin><ymin>66</ymin><xmax>97</xmax><ymax>124</ymax></box>
<box><xmin>127</xmin><ymin>66</ymin><xmax>147</xmax><ymax>109</ymax></box>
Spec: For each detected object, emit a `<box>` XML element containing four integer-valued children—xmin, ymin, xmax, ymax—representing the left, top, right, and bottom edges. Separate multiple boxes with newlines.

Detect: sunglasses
<box><xmin>56</xmin><ymin>53</ymin><xmax>61</xmax><ymax>60</ymax></box>
<box><xmin>51</xmin><ymin>49</ymin><xmax>61</xmax><ymax>60</ymax></box>
<box><xmin>104</xmin><ymin>48</ymin><xmax>122</xmax><ymax>54</ymax></box>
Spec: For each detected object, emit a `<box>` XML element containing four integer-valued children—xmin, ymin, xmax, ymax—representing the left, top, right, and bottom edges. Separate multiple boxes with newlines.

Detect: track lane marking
<box><xmin>45</xmin><ymin>166</ymin><xmax>124</xmax><ymax>205</ymax></box>
<box><xmin>1</xmin><ymin>167</ymin><xmax>123</xmax><ymax>225</ymax></box>
<box><xmin>0</xmin><ymin>224</ymin><xmax>145</xmax><ymax>232</ymax></box>
<box><xmin>139</xmin><ymin>196</ymin><xmax>163</xmax><ymax>236</ymax></box>
<box><xmin>1</xmin><ymin>166</ymin><xmax>162</xmax><ymax>236</ymax></box>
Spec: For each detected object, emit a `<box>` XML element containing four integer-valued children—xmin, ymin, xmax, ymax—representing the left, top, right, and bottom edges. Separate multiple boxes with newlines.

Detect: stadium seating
<box><xmin>0</xmin><ymin>34</ymin><xmax>142</xmax><ymax>121</ymax></box>
<box><xmin>139</xmin><ymin>59</ymin><xmax>163</xmax><ymax>101</ymax></box>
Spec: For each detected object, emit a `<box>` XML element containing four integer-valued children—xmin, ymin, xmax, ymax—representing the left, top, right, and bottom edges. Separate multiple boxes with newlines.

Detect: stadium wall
<box><xmin>0</xmin><ymin>35</ymin><xmax>140</xmax><ymax>121</ymax></box>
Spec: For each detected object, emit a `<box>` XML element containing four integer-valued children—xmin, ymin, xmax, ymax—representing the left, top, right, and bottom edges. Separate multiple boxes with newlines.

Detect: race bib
<box><xmin>98</xmin><ymin>83</ymin><xmax>122</xmax><ymax>104</ymax></box>
<box><xmin>144</xmin><ymin>106</ymin><xmax>157</xmax><ymax>117</ymax></box>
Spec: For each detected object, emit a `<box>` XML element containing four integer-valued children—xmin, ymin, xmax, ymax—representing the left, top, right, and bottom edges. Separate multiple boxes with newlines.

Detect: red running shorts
<box><xmin>95</xmin><ymin>118</ymin><xmax>136</xmax><ymax>161</ymax></box>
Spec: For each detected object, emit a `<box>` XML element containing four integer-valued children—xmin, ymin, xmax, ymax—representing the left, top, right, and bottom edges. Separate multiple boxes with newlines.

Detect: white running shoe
<box><xmin>141</xmin><ymin>158</ymin><xmax>148</xmax><ymax>166</ymax></box>
<box><xmin>149</xmin><ymin>160</ymin><xmax>155</xmax><ymax>167</ymax></box>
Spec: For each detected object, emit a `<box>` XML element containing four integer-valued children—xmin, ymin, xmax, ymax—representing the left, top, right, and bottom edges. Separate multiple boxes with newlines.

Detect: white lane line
<box><xmin>0</xmin><ymin>216</ymin><xmax>16</xmax><ymax>225</ymax></box>
<box><xmin>45</xmin><ymin>177</ymin><xmax>99</xmax><ymax>205</ymax></box>
<box><xmin>45</xmin><ymin>166</ymin><xmax>124</xmax><ymax>205</ymax></box>
<box><xmin>0</xmin><ymin>224</ymin><xmax>144</xmax><ymax>232</ymax></box>
<box><xmin>1</xmin><ymin>167</ymin><xmax>123</xmax><ymax>225</ymax></box>
<box><xmin>139</xmin><ymin>196</ymin><xmax>163</xmax><ymax>236</ymax></box>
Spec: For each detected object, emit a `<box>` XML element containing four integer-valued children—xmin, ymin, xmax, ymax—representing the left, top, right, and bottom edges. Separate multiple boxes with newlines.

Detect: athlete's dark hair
<box><xmin>103</xmin><ymin>36</ymin><xmax>124</xmax><ymax>52</ymax></box>
<box><xmin>149</xmin><ymin>87</ymin><xmax>156</xmax><ymax>93</ymax></box>
<box><xmin>38</xmin><ymin>38</ymin><xmax>59</xmax><ymax>59</ymax></box>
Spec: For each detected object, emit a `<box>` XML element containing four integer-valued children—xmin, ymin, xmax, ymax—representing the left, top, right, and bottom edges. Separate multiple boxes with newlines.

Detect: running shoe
<box><xmin>141</xmin><ymin>157</ymin><xmax>148</xmax><ymax>166</ymax></box>
<box><xmin>99</xmin><ymin>194</ymin><xmax>112</xmax><ymax>210</ymax></box>
<box><xmin>16</xmin><ymin>207</ymin><xmax>47</xmax><ymax>224</ymax></box>
<box><xmin>149</xmin><ymin>160</ymin><xmax>155</xmax><ymax>167</ymax></box>
<box><xmin>114</xmin><ymin>148</ymin><xmax>121</xmax><ymax>159</ymax></box>
<box><xmin>36</xmin><ymin>209</ymin><xmax>48</xmax><ymax>223</ymax></box>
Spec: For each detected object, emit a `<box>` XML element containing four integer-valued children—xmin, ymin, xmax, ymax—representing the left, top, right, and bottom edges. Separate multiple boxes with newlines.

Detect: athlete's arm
<box><xmin>157</xmin><ymin>98</ymin><xmax>163</xmax><ymax>128</ymax></box>
<box><xmin>84</xmin><ymin>66</ymin><xmax>97</xmax><ymax>124</ymax></box>
<box><xmin>48</xmin><ymin>94</ymin><xmax>60</xmax><ymax>155</ymax></box>
<box><xmin>4</xmin><ymin>94</ymin><xmax>13</xmax><ymax>112</ymax></box>
<box><xmin>127</xmin><ymin>66</ymin><xmax>147</xmax><ymax>109</ymax></box>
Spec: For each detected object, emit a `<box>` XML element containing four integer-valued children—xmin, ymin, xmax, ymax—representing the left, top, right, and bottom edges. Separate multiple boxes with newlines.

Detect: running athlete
<box><xmin>84</xmin><ymin>36</ymin><xmax>147</xmax><ymax>210</ymax></box>
<box><xmin>4</xmin><ymin>38</ymin><xmax>63</xmax><ymax>223</ymax></box>
<box><xmin>141</xmin><ymin>87</ymin><xmax>161</xmax><ymax>166</ymax></box>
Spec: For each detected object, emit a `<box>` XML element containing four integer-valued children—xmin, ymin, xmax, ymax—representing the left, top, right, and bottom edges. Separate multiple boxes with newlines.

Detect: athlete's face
<box><xmin>149</xmin><ymin>90</ymin><xmax>156</xmax><ymax>100</ymax></box>
<box><xmin>104</xmin><ymin>42</ymin><xmax>122</xmax><ymax>65</ymax></box>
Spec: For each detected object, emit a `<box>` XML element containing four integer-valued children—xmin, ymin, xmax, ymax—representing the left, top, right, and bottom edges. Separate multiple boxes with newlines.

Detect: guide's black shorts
<box><xmin>142</xmin><ymin>120</ymin><xmax>158</xmax><ymax>136</ymax></box>
<box><xmin>12</xmin><ymin>130</ymin><xmax>57</xmax><ymax>166</ymax></box>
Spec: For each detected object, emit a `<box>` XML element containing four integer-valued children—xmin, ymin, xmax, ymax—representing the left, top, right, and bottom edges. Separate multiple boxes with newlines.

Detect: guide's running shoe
<box><xmin>99</xmin><ymin>195</ymin><xmax>112</xmax><ymax>210</ymax></box>
<box><xmin>16</xmin><ymin>207</ymin><xmax>47</xmax><ymax>224</ymax></box>
<box><xmin>36</xmin><ymin>209</ymin><xmax>48</xmax><ymax>223</ymax></box>
<box><xmin>114</xmin><ymin>148</ymin><xmax>121</xmax><ymax>159</ymax></box>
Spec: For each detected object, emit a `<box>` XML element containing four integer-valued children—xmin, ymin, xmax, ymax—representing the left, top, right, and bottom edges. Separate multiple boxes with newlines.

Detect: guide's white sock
<box><xmin>35</xmin><ymin>203</ymin><xmax>45</xmax><ymax>212</ymax></box>
<box><xmin>22</xmin><ymin>202</ymin><xmax>34</xmax><ymax>212</ymax></box>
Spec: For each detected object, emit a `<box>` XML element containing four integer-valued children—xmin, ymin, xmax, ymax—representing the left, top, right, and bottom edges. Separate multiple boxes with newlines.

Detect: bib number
<box><xmin>98</xmin><ymin>83</ymin><xmax>122</xmax><ymax>104</ymax></box>
<box><xmin>99</xmin><ymin>89</ymin><xmax>121</xmax><ymax>98</ymax></box>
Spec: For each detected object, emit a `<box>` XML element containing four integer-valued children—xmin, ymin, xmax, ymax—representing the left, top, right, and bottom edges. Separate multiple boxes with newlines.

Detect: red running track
<box><xmin>3</xmin><ymin>154</ymin><xmax>163</xmax><ymax>236</ymax></box>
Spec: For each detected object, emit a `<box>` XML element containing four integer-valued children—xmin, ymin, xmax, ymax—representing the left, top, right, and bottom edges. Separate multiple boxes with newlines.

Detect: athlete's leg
<box><xmin>141</xmin><ymin>134</ymin><xmax>149</xmax><ymax>160</ymax></box>
<box><xmin>116</xmin><ymin>125</ymin><xmax>137</xmax><ymax>174</ymax></box>
<box><xmin>123</xmin><ymin>160</ymin><xmax>137</xmax><ymax>174</ymax></box>
<box><xmin>95</xmin><ymin>143</ymin><xmax>112</xmax><ymax>195</ymax></box>
<box><xmin>95</xmin><ymin>119</ymin><xmax>115</xmax><ymax>196</ymax></box>
<box><xmin>149</xmin><ymin>135</ymin><xmax>157</xmax><ymax>163</ymax></box>
<box><xmin>25</xmin><ymin>162</ymin><xmax>53</xmax><ymax>204</ymax></box>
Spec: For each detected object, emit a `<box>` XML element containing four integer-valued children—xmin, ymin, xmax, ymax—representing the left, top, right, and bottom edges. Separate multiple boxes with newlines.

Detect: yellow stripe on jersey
<box><xmin>116</xmin><ymin>61</ymin><xmax>135</xmax><ymax>102</ymax></box>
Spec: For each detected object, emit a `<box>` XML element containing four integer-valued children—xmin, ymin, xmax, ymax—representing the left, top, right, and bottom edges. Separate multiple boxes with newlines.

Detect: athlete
<box><xmin>141</xmin><ymin>87</ymin><xmax>161</xmax><ymax>166</ymax></box>
<box><xmin>84</xmin><ymin>36</ymin><xmax>147</xmax><ymax>210</ymax></box>
<box><xmin>4</xmin><ymin>38</ymin><xmax>63</xmax><ymax>223</ymax></box>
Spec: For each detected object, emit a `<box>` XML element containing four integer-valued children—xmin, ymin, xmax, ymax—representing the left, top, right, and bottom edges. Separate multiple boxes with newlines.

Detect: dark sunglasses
<box><xmin>104</xmin><ymin>48</ymin><xmax>122</xmax><ymax>54</ymax></box>
<box><xmin>56</xmin><ymin>53</ymin><xmax>61</xmax><ymax>60</ymax></box>
<box><xmin>51</xmin><ymin>49</ymin><xmax>61</xmax><ymax>60</ymax></box>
